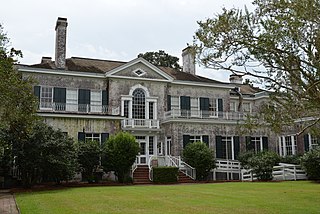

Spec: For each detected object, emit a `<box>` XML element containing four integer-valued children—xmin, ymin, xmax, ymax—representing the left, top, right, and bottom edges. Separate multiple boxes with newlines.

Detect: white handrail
<box><xmin>130</xmin><ymin>158</ymin><xmax>138</xmax><ymax>178</ymax></box>
<box><xmin>148</xmin><ymin>155</ymin><xmax>156</xmax><ymax>181</ymax></box>
<box><xmin>272</xmin><ymin>162</ymin><xmax>307</xmax><ymax>181</ymax></box>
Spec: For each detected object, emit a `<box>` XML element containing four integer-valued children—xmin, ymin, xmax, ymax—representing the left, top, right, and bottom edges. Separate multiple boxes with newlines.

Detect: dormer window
<box><xmin>133</xmin><ymin>69</ymin><xmax>146</xmax><ymax>77</ymax></box>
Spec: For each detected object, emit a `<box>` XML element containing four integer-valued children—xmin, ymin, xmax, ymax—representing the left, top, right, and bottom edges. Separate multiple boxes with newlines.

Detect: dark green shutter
<box><xmin>167</xmin><ymin>95</ymin><xmax>171</xmax><ymax>111</ymax></box>
<box><xmin>218</xmin><ymin>98</ymin><xmax>223</xmax><ymax>117</ymax></box>
<box><xmin>180</xmin><ymin>96</ymin><xmax>191</xmax><ymax>110</ymax></box>
<box><xmin>180</xmin><ymin>96</ymin><xmax>190</xmax><ymax>117</ymax></box>
<box><xmin>262</xmin><ymin>137</ymin><xmax>268</xmax><ymax>151</ymax></box>
<box><xmin>102</xmin><ymin>90</ymin><xmax>108</xmax><ymax>106</ymax></box>
<box><xmin>34</xmin><ymin>86</ymin><xmax>40</xmax><ymax>98</ymax></box>
<box><xmin>183</xmin><ymin>135</ymin><xmax>190</xmax><ymax>148</ymax></box>
<box><xmin>34</xmin><ymin>86</ymin><xmax>40</xmax><ymax>109</ymax></box>
<box><xmin>216</xmin><ymin>136</ymin><xmax>223</xmax><ymax>158</ymax></box>
<box><xmin>234</xmin><ymin>136</ymin><xmax>240</xmax><ymax>160</ymax></box>
<box><xmin>101</xmin><ymin>133</ymin><xmax>109</xmax><ymax>147</ymax></box>
<box><xmin>78</xmin><ymin>132</ymin><xmax>85</xmax><ymax>142</ymax></box>
<box><xmin>245</xmin><ymin>136</ymin><xmax>253</xmax><ymax>151</ymax></box>
<box><xmin>202</xmin><ymin>135</ymin><xmax>209</xmax><ymax>147</ymax></box>
<box><xmin>78</xmin><ymin>89</ymin><xmax>91</xmax><ymax>112</ymax></box>
<box><xmin>200</xmin><ymin>97</ymin><xmax>209</xmax><ymax>117</ymax></box>
<box><xmin>304</xmin><ymin>134</ymin><xmax>309</xmax><ymax>152</ymax></box>
<box><xmin>53</xmin><ymin>87</ymin><xmax>66</xmax><ymax>111</ymax></box>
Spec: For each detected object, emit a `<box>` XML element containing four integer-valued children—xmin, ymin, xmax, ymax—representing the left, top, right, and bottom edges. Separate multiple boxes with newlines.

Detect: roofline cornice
<box><xmin>18</xmin><ymin>66</ymin><xmax>105</xmax><ymax>79</ymax></box>
<box><xmin>172</xmin><ymin>80</ymin><xmax>235</xmax><ymax>89</ymax></box>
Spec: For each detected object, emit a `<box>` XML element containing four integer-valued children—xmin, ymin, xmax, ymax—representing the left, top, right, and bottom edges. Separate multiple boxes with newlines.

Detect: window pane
<box><xmin>40</xmin><ymin>87</ymin><xmax>53</xmax><ymax>109</ymax></box>
<box><xmin>132</xmin><ymin>89</ymin><xmax>146</xmax><ymax>119</ymax></box>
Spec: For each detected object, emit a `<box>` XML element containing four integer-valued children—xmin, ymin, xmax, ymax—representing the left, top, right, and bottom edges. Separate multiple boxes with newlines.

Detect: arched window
<box><xmin>132</xmin><ymin>89</ymin><xmax>145</xmax><ymax>119</ymax></box>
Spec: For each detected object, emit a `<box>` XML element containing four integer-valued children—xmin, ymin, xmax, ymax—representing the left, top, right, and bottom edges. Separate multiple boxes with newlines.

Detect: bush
<box><xmin>279</xmin><ymin>155</ymin><xmax>301</xmax><ymax>165</ymax></box>
<box><xmin>77</xmin><ymin>140</ymin><xmax>101</xmax><ymax>183</ymax></box>
<box><xmin>103</xmin><ymin>132</ymin><xmax>139</xmax><ymax>183</ymax></box>
<box><xmin>301</xmin><ymin>148</ymin><xmax>320</xmax><ymax>180</ymax></box>
<box><xmin>153</xmin><ymin>167</ymin><xmax>178</xmax><ymax>183</ymax></box>
<box><xmin>239</xmin><ymin>151</ymin><xmax>280</xmax><ymax>180</ymax></box>
<box><xmin>182</xmin><ymin>142</ymin><xmax>215</xmax><ymax>180</ymax></box>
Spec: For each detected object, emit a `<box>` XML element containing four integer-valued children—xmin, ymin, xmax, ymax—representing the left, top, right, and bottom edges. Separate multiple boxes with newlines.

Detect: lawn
<box><xmin>15</xmin><ymin>181</ymin><xmax>320</xmax><ymax>214</ymax></box>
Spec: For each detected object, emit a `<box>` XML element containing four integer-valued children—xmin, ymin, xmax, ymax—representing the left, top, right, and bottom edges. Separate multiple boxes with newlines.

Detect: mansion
<box><xmin>17</xmin><ymin>18</ymin><xmax>318</xmax><ymax>181</ymax></box>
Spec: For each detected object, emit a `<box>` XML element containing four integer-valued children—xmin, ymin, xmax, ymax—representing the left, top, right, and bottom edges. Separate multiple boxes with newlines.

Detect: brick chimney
<box><xmin>182</xmin><ymin>46</ymin><xmax>196</xmax><ymax>75</ymax></box>
<box><xmin>55</xmin><ymin>17</ymin><xmax>68</xmax><ymax>69</ymax></box>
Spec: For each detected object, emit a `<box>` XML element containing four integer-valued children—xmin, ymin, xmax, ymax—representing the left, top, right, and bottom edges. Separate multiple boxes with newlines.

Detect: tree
<box><xmin>0</xmin><ymin>23</ymin><xmax>38</xmax><ymax>184</ymax></box>
<box><xmin>103</xmin><ymin>132</ymin><xmax>139</xmax><ymax>183</ymax></box>
<box><xmin>138</xmin><ymin>50</ymin><xmax>181</xmax><ymax>70</ymax></box>
<box><xmin>193</xmin><ymin>0</ymin><xmax>320</xmax><ymax>134</ymax></box>
<box><xmin>77</xmin><ymin>140</ymin><xmax>101</xmax><ymax>183</ymax></box>
<box><xmin>182</xmin><ymin>142</ymin><xmax>215</xmax><ymax>180</ymax></box>
<box><xmin>13</xmin><ymin>122</ymin><xmax>78</xmax><ymax>187</ymax></box>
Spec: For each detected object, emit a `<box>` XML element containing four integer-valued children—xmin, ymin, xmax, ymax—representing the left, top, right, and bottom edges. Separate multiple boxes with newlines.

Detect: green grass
<box><xmin>16</xmin><ymin>181</ymin><xmax>320</xmax><ymax>214</ymax></box>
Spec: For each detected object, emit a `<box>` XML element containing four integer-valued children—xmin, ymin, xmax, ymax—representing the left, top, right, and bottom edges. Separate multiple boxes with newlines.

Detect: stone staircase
<box><xmin>133</xmin><ymin>165</ymin><xmax>195</xmax><ymax>184</ymax></box>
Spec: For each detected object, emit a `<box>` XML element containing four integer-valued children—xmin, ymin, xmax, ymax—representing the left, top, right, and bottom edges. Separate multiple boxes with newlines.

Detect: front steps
<box><xmin>133</xmin><ymin>165</ymin><xmax>195</xmax><ymax>184</ymax></box>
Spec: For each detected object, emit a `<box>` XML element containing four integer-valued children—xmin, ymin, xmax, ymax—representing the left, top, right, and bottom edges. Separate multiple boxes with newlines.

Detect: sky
<box><xmin>2</xmin><ymin>0</ymin><xmax>253</xmax><ymax>82</ymax></box>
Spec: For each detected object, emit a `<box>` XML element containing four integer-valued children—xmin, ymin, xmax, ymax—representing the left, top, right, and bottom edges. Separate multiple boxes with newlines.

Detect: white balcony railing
<box><xmin>164</xmin><ymin>109</ymin><xmax>250</xmax><ymax>121</ymax></box>
<box><xmin>122</xmin><ymin>119</ymin><xmax>160</xmax><ymax>129</ymax></box>
<box><xmin>39</xmin><ymin>102</ymin><xmax>108</xmax><ymax>114</ymax></box>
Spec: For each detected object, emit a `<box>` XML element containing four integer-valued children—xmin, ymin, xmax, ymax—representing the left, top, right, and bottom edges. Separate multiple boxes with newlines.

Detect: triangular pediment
<box><xmin>105</xmin><ymin>58</ymin><xmax>174</xmax><ymax>81</ymax></box>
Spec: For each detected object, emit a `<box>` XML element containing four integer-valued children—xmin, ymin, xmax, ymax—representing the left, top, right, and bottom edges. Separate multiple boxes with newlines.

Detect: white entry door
<box><xmin>137</xmin><ymin>140</ymin><xmax>147</xmax><ymax>165</ymax></box>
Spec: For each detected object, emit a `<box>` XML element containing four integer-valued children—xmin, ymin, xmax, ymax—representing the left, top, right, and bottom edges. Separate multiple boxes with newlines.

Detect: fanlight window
<box><xmin>132</xmin><ymin>89</ymin><xmax>146</xmax><ymax>119</ymax></box>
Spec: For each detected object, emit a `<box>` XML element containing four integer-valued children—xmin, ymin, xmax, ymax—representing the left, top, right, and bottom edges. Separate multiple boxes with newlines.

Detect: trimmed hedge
<box><xmin>153</xmin><ymin>167</ymin><xmax>178</xmax><ymax>183</ymax></box>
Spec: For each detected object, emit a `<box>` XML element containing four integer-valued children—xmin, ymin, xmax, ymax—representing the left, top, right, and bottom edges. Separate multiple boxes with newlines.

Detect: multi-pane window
<box><xmin>310</xmin><ymin>135</ymin><xmax>320</xmax><ymax>149</ymax></box>
<box><xmin>251</xmin><ymin>137</ymin><xmax>262</xmax><ymax>152</ymax></box>
<box><xmin>40</xmin><ymin>87</ymin><xmax>53</xmax><ymax>109</ymax></box>
<box><xmin>230</xmin><ymin>101</ymin><xmax>237</xmax><ymax>112</ymax></box>
<box><xmin>190</xmin><ymin>135</ymin><xmax>202</xmax><ymax>143</ymax></box>
<box><xmin>209</xmin><ymin>98</ymin><xmax>217</xmax><ymax>116</ymax></box>
<box><xmin>85</xmin><ymin>133</ymin><xmax>100</xmax><ymax>142</ymax></box>
<box><xmin>132</xmin><ymin>89</ymin><xmax>145</xmax><ymax>119</ymax></box>
<box><xmin>91</xmin><ymin>91</ymin><xmax>102</xmax><ymax>112</ymax></box>
<box><xmin>279</xmin><ymin>135</ymin><xmax>297</xmax><ymax>156</ymax></box>
<box><xmin>157</xmin><ymin>141</ymin><xmax>163</xmax><ymax>155</ymax></box>
<box><xmin>242</xmin><ymin>102</ymin><xmax>251</xmax><ymax>112</ymax></box>
<box><xmin>66</xmin><ymin>89</ymin><xmax>78</xmax><ymax>111</ymax></box>
<box><xmin>221</xmin><ymin>136</ymin><xmax>233</xmax><ymax>160</ymax></box>
<box><xmin>171</xmin><ymin>96</ymin><xmax>179</xmax><ymax>110</ymax></box>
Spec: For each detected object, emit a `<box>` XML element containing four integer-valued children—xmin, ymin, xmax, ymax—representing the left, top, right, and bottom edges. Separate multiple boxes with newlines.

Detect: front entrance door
<box><xmin>137</xmin><ymin>140</ymin><xmax>147</xmax><ymax>165</ymax></box>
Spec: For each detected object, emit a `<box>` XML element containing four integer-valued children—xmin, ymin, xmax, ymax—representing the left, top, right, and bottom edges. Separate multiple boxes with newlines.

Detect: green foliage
<box><xmin>77</xmin><ymin>140</ymin><xmax>101</xmax><ymax>183</ymax></box>
<box><xmin>0</xmin><ymin>23</ymin><xmax>39</xmax><ymax>182</ymax></box>
<box><xmin>153</xmin><ymin>167</ymin><xmax>178</xmax><ymax>183</ymax></box>
<box><xmin>103</xmin><ymin>132</ymin><xmax>139</xmax><ymax>183</ymax></box>
<box><xmin>239</xmin><ymin>151</ymin><xmax>280</xmax><ymax>180</ymax></box>
<box><xmin>138</xmin><ymin>50</ymin><xmax>181</xmax><ymax>70</ymax></box>
<box><xmin>279</xmin><ymin>155</ymin><xmax>301</xmax><ymax>165</ymax></box>
<box><xmin>301</xmin><ymin>148</ymin><xmax>320</xmax><ymax>180</ymax></box>
<box><xmin>193</xmin><ymin>0</ymin><xmax>320</xmax><ymax>133</ymax></box>
<box><xmin>182</xmin><ymin>142</ymin><xmax>215</xmax><ymax>180</ymax></box>
<box><xmin>13</xmin><ymin>122</ymin><xmax>78</xmax><ymax>187</ymax></box>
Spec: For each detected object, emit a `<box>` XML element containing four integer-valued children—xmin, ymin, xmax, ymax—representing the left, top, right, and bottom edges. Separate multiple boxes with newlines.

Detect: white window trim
<box><xmin>132</xmin><ymin>68</ymin><xmax>146</xmax><ymax>77</ymax></box>
<box><xmin>279</xmin><ymin>135</ymin><xmax>297</xmax><ymax>156</ymax></box>
<box><xmin>40</xmin><ymin>86</ymin><xmax>53</xmax><ymax>110</ymax></box>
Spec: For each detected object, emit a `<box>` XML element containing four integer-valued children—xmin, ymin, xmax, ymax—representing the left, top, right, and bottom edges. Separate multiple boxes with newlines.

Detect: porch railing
<box><xmin>39</xmin><ymin>102</ymin><xmax>108</xmax><ymax>114</ymax></box>
<box><xmin>241</xmin><ymin>169</ymin><xmax>257</xmax><ymax>181</ymax></box>
<box><xmin>164</xmin><ymin>109</ymin><xmax>251</xmax><ymax>121</ymax></box>
<box><xmin>272</xmin><ymin>163</ymin><xmax>307</xmax><ymax>181</ymax></box>
<box><xmin>122</xmin><ymin>119</ymin><xmax>160</xmax><ymax>129</ymax></box>
<box><xmin>212</xmin><ymin>159</ymin><xmax>241</xmax><ymax>180</ymax></box>
<box><xmin>169</xmin><ymin>156</ymin><xmax>196</xmax><ymax>180</ymax></box>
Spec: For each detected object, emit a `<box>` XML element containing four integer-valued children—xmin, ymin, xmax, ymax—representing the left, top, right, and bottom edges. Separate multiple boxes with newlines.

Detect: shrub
<box><xmin>103</xmin><ymin>132</ymin><xmax>139</xmax><ymax>183</ymax></box>
<box><xmin>153</xmin><ymin>167</ymin><xmax>178</xmax><ymax>183</ymax></box>
<box><xmin>182</xmin><ymin>141</ymin><xmax>215</xmax><ymax>180</ymax></box>
<box><xmin>301</xmin><ymin>148</ymin><xmax>320</xmax><ymax>180</ymax></box>
<box><xmin>279</xmin><ymin>155</ymin><xmax>301</xmax><ymax>165</ymax></box>
<box><xmin>77</xmin><ymin>140</ymin><xmax>101</xmax><ymax>183</ymax></box>
<box><xmin>239</xmin><ymin>151</ymin><xmax>280</xmax><ymax>180</ymax></box>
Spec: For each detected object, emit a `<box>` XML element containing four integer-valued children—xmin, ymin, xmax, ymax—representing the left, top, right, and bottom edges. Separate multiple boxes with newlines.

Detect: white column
<box><xmin>292</xmin><ymin>136</ymin><xmax>296</xmax><ymax>155</ymax></box>
<box><xmin>231</xmin><ymin>137</ymin><xmax>235</xmax><ymax>160</ymax></box>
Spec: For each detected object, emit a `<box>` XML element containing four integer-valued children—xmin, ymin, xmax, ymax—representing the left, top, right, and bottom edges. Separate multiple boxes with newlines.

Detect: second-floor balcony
<box><xmin>38</xmin><ymin>102</ymin><xmax>108</xmax><ymax>114</ymax></box>
<box><xmin>164</xmin><ymin>109</ymin><xmax>250</xmax><ymax>121</ymax></box>
<box><xmin>122</xmin><ymin>119</ymin><xmax>160</xmax><ymax>129</ymax></box>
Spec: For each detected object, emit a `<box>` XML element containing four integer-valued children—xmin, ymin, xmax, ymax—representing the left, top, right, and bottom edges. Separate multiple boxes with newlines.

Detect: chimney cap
<box><xmin>41</xmin><ymin>56</ymin><xmax>52</xmax><ymax>64</ymax></box>
<box><xmin>55</xmin><ymin>17</ymin><xmax>68</xmax><ymax>30</ymax></box>
<box><xmin>229</xmin><ymin>74</ymin><xmax>243</xmax><ymax>84</ymax></box>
